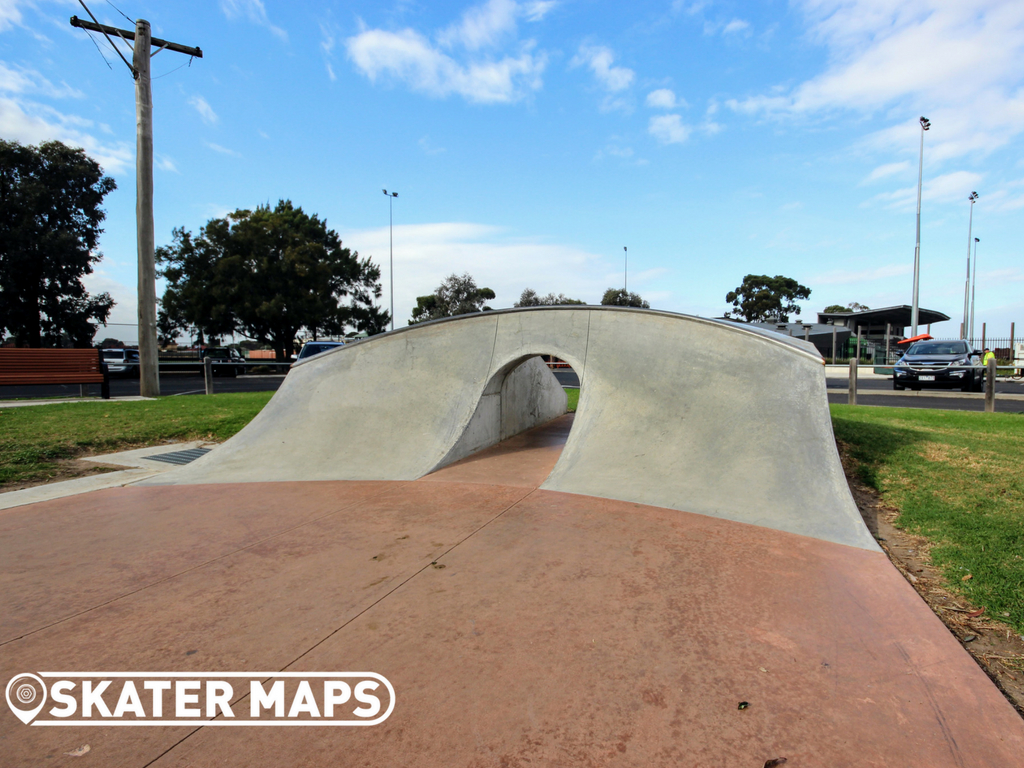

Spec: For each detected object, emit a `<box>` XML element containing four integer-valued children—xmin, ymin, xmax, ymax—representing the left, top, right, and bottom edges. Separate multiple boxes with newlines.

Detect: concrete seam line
<box><xmin>0</xmin><ymin>484</ymin><xmax>405</xmax><ymax>649</ymax></box>
<box><xmin>579</xmin><ymin>309</ymin><xmax>592</xmax><ymax>391</ymax></box>
<box><xmin>142</xmin><ymin>485</ymin><xmax>538</xmax><ymax>765</ymax></box>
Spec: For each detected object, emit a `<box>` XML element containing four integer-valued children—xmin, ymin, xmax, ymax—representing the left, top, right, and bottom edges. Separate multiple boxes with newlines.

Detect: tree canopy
<box><xmin>823</xmin><ymin>302</ymin><xmax>869</xmax><ymax>314</ymax></box>
<box><xmin>0</xmin><ymin>139</ymin><xmax>116</xmax><ymax>347</ymax></box>
<box><xmin>724</xmin><ymin>274</ymin><xmax>811</xmax><ymax>323</ymax></box>
<box><xmin>514</xmin><ymin>288</ymin><xmax>585</xmax><ymax>307</ymax></box>
<box><xmin>600</xmin><ymin>288</ymin><xmax>650</xmax><ymax>308</ymax></box>
<box><xmin>158</xmin><ymin>200</ymin><xmax>388</xmax><ymax>360</ymax></box>
<box><xmin>410</xmin><ymin>273</ymin><xmax>495</xmax><ymax>324</ymax></box>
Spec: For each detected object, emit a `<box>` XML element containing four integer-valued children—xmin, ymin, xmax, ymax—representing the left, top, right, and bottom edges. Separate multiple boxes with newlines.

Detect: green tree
<box><xmin>514</xmin><ymin>288</ymin><xmax>585</xmax><ymax>307</ymax></box>
<box><xmin>0</xmin><ymin>139</ymin><xmax>116</xmax><ymax>347</ymax></box>
<box><xmin>823</xmin><ymin>302</ymin><xmax>869</xmax><ymax>314</ymax></box>
<box><xmin>410</xmin><ymin>273</ymin><xmax>496</xmax><ymax>324</ymax></box>
<box><xmin>600</xmin><ymin>288</ymin><xmax>650</xmax><ymax>308</ymax></box>
<box><xmin>158</xmin><ymin>200</ymin><xmax>388</xmax><ymax>361</ymax></box>
<box><xmin>724</xmin><ymin>274</ymin><xmax>811</xmax><ymax>323</ymax></box>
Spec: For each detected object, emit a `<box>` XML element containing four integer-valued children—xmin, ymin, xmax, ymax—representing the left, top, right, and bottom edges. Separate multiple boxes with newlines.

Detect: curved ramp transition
<box><xmin>152</xmin><ymin>308</ymin><xmax>875</xmax><ymax>551</ymax></box>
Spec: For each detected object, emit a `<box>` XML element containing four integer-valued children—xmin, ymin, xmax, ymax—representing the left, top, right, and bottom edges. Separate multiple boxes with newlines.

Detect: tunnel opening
<box><xmin>422</xmin><ymin>354</ymin><xmax>582</xmax><ymax>487</ymax></box>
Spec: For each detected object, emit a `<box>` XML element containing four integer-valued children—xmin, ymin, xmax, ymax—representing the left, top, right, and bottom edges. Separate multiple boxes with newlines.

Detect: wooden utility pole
<box><xmin>70</xmin><ymin>14</ymin><xmax>202</xmax><ymax>397</ymax></box>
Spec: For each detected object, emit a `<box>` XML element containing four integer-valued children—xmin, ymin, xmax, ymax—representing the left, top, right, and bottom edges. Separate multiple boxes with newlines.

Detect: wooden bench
<box><xmin>0</xmin><ymin>348</ymin><xmax>110</xmax><ymax>399</ymax></box>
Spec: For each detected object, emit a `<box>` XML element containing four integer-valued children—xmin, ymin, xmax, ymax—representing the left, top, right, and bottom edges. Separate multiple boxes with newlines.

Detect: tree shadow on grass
<box><xmin>831</xmin><ymin>416</ymin><xmax>926</xmax><ymax>491</ymax></box>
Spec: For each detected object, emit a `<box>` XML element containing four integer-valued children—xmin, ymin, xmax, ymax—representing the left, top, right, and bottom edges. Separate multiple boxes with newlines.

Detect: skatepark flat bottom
<box><xmin>2</xmin><ymin>419</ymin><xmax>1023</xmax><ymax>766</ymax></box>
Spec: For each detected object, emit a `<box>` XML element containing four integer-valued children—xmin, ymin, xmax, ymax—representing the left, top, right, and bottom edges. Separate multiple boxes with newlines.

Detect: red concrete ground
<box><xmin>2</xmin><ymin>416</ymin><xmax>1023</xmax><ymax>766</ymax></box>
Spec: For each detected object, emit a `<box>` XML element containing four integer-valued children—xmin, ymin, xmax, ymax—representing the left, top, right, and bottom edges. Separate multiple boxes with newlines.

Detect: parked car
<box><xmin>200</xmin><ymin>347</ymin><xmax>247</xmax><ymax>377</ymax></box>
<box><xmin>293</xmin><ymin>340</ymin><xmax>345</xmax><ymax>366</ymax></box>
<box><xmin>101</xmin><ymin>348</ymin><xmax>140</xmax><ymax>378</ymax></box>
<box><xmin>893</xmin><ymin>340</ymin><xmax>981</xmax><ymax>392</ymax></box>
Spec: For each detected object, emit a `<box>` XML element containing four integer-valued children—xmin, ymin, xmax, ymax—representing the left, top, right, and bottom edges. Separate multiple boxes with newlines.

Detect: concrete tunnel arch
<box><xmin>149</xmin><ymin>307</ymin><xmax>878</xmax><ymax>551</ymax></box>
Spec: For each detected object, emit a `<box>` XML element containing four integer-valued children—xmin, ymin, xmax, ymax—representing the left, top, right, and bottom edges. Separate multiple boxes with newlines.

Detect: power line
<box><xmin>76</xmin><ymin>0</ymin><xmax>136</xmax><ymax>78</ymax></box>
<box><xmin>104</xmin><ymin>0</ymin><xmax>133</xmax><ymax>24</ymax></box>
<box><xmin>84</xmin><ymin>29</ymin><xmax>113</xmax><ymax>70</ymax></box>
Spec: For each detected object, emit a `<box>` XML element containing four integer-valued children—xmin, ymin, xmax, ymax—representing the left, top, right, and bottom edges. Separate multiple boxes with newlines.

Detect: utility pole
<box><xmin>70</xmin><ymin>13</ymin><xmax>202</xmax><ymax>397</ymax></box>
<box><xmin>623</xmin><ymin>247</ymin><xmax>628</xmax><ymax>294</ymax></box>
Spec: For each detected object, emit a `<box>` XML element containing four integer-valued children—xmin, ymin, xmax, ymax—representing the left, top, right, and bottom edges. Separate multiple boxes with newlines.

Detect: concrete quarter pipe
<box><xmin>150</xmin><ymin>307</ymin><xmax>875</xmax><ymax>550</ymax></box>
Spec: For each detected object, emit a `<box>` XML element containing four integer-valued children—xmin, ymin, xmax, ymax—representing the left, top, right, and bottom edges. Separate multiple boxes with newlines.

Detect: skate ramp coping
<box><xmin>149</xmin><ymin>307</ymin><xmax>876</xmax><ymax>551</ymax></box>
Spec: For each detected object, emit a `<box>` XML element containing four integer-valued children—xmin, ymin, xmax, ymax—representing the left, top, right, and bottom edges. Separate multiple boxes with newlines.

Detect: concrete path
<box><xmin>0</xmin><ymin>441</ymin><xmax>213</xmax><ymax>512</ymax></box>
<box><xmin>2</xmin><ymin>418</ymin><xmax>1022</xmax><ymax>766</ymax></box>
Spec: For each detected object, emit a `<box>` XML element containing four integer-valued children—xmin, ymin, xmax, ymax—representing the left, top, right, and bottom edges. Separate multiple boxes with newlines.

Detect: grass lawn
<box><xmin>566</xmin><ymin>387</ymin><xmax>579</xmax><ymax>412</ymax></box>
<box><xmin>831</xmin><ymin>404</ymin><xmax>1024</xmax><ymax>635</ymax></box>
<box><xmin>0</xmin><ymin>393</ymin><xmax>273</xmax><ymax>488</ymax></box>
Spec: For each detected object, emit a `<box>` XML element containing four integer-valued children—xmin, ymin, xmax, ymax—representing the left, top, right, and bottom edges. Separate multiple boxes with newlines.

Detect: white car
<box><xmin>101</xmin><ymin>348</ymin><xmax>140</xmax><ymax>378</ymax></box>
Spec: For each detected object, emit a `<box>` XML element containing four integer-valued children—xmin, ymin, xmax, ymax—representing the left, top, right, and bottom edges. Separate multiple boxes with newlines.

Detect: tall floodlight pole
<box><xmin>969</xmin><ymin>237</ymin><xmax>980</xmax><ymax>342</ymax></box>
<box><xmin>910</xmin><ymin>116</ymin><xmax>930</xmax><ymax>338</ymax></box>
<box><xmin>962</xmin><ymin>191</ymin><xmax>978</xmax><ymax>339</ymax></box>
<box><xmin>382</xmin><ymin>189</ymin><xmax>398</xmax><ymax>331</ymax></box>
<box><xmin>623</xmin><ymin>246</ymin><xmax>628</xmax><ymax>293</ymax></box>
<box><xmin>70</xmin><ymin>13</ymin><xmax>202</xmax><ymax>397</ymax></box>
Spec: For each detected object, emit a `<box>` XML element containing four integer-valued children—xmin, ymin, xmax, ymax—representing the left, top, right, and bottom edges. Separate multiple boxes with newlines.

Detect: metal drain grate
<box><xmin>143</xmin><ymin>447</ymin><xmax>211</xmax><ymax>466</ymax></box>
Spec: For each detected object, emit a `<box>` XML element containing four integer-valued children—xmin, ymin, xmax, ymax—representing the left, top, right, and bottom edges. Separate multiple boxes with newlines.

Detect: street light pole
<box><xmin>623</xmin><ymin>246</ymin><xmax>627</xmax><ymax>294</ymax></box>
<box><xmin>382</xmin><ymin>189</ymin><xmax>398</xmax><ymax>331</ymax></box>
<box><xmin>910</xmin><ymin>116</ymin><xmax>930</xmax><ymax>337</ymax></box>
<box><xmin>970</xmin><ymin>237</ymin><xmax>980</xmax><ymax>343</ymax></box>
<box><xmin>962</xmin><ymin>191</ymin><xmax>978</xmax><ymax>339</ymax></box>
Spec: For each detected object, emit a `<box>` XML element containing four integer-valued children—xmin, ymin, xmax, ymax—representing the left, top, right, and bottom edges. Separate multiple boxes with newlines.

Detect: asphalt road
<box><xmin>0</xmin><ymin>373</ymin><xmax>287</xmax><ymax>400</ymax></box>
<box><xmin>4</xmin><ymin>369</ymin><xmax>1023</xmax><ymax>413</ymax></box>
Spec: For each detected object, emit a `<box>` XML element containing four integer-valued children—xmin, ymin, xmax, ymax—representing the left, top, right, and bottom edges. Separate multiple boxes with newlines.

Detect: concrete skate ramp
<box><xmin>153</xmin><ymin>307</ymin><xmax>875</xmax><ymax>550</ymax></box>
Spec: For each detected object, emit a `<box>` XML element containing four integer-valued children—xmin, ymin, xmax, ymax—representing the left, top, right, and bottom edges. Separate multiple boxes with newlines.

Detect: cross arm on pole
<box><xmin>70</xmin><ymin>16</ymin><xmax>203</xmax><ymax>58</ymax></box>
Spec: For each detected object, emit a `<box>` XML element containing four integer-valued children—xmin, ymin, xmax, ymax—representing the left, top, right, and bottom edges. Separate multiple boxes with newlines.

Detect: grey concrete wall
<box><xmin>147</xmin><ymin>307</ymin><xmax>877</xmax><ymax>551</ymax></box>
<box><xmin>432</xmin><ymin>355</ymin><xmax>567</xmax><ymax>468</ymax></box>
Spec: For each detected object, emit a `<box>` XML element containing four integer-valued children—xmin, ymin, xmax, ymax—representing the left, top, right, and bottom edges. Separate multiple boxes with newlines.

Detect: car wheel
<box><xmin>961</xmin><ymin>378</ymin><xmax>973</xmax><ymax>392</ymax></box>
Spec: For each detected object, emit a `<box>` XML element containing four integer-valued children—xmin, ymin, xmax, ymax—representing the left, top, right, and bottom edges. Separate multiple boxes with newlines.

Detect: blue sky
<box><xmin>2</xmin><ymin>0</ymin><xmax>1022</xmax><ymax>342</ymax></box>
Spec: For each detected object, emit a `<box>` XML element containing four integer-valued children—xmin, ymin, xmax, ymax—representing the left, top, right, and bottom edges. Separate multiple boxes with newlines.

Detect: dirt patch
<box><xmin>839</xmin><ymin>443</ymin><xmax>1024</xmax><ymax>717</ymax></box>
<box><xmin>1</xmin><ymin>459</ymin><xmax>123</xmax><ymax>493</ymax></box>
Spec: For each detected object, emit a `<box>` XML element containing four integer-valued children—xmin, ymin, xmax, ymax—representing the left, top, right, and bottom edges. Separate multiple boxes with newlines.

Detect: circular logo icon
<box><xmin>6</xmin><ymin>673</ymin><xmax>47</xmax><ymax>725</ymax></box>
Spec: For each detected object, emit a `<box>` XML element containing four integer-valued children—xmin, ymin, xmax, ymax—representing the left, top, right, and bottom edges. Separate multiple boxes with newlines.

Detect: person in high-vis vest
<box><xmin>983</xmin><ymin>348</ymin><xmax>996</xmax><ymax>366</ymax></box>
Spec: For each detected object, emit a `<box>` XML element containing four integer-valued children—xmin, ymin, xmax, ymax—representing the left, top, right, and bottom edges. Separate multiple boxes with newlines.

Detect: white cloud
<box><xmin>0</xmin><ymin>0</ymin><xmax>27</xmax><ymax>32</ymax></box>
<box><xmin>205</xmin><ymin>141</ymin><xmax>242</xmax><ymax>158</ymax></box>
<box><xmin>727</xmin><ymin>1</ymin><xmax>1024</xmax><ymax>161</ymax></box>
<box><xmin>646</xmin><ymin>88</ymin><xmax>687</xmax><ymax>109</ymax></box>
<box><xmin>722</xmin><ymin>19</ymin><xmax>750</xmax><ymax>35</ymax></box>
<box><xmin>188</xmin><ymin>95</ymin><xmax>218</xmax><ymax>125</ymax></box>
<box><xmin>648</xmin><ymin>114</ymin><xmax>691</xmax><ymax>144</ymax></box>
<box><xmin>440</xmin><ymin>0</ymin><xmax>519</xmax><ymax>51</ymax></box>
<box><xmin>343</xmin><ymin>222</ymin><xmax>631</xmax><ymax>323</ymax></box>
<box><xmin>812</xmin><ymin>263</ymin><xmax>912</xmax><ymax>286</ymax></box>
<box><xmin>419</xmin><ymin>135</ymin><xmax>446</xmax><ymax>155</ymax></box>
<box><xmin>321</xmin><ymin>22</ymin><xmax>338</xmax><ymax>81</ymax></box>
<box><xmin>571</xmin><ymin>45</ymin><xmax>634</xmax><ymax>92</ymax></box>
<box><xmin>0</xmin><ymin>95</ymin><xmax>131</xmax><ymax>174</ymax></box>
<box><xmin>523</xmin><ymin>1</ymin><xmax>557</xmax><ymax>22</ymax></box>
<box><xmin>346</xmin><ymin>27</ymin><xmax>545</xmax><ymax>104</ymax></box>
<box><xmin>156</xmin><ymin>154</ymin><xmax>179</xmax><ymax>173</ymax></box>
<box><xmin>0</xmin><ymin>63</ymin><xmax>81</xmax><ymax>99</ymax></box>
<box><xmin>864</xmin><ymin>170</ymin><xmax>984</xmax><ymax>210</ymax></box>
<box><xmin>220</xmin><ymin>0</ymin><xmax>287</xmax><ymax>42</ymax></box>
<box><xmin>863</xmin><ymin>161</ymin><xmax>911</xmax><ymax>184</ymax></box>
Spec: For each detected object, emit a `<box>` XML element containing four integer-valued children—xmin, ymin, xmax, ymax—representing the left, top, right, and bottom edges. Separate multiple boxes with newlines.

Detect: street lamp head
<box><xmin>382</xmin><ymin>188</ymin><xmax>387</xmax><ymax>195</ymax></box>
<box><xmin>919</xmin><ymin>116</ymin><xmax>930</xmax><ymax>130</ymax></box>
<box><xmin>975</xmin><ymin>237</ymin><xmax>980</xmax><ymax>243</ymax></box>
<box><xmin>969</xmin><ymin>191</ymin><xmax>978</xmax><ymax>202</ymax></box>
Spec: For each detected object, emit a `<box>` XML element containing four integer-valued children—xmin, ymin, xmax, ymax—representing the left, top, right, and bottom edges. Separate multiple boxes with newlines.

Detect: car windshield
<box><xmin>906</xmin><ymin>341</ymin><xmax>969</xmax><ymax>355</ymax></box>
<box><xmin>299</xmin><ymin>342</ymin><xmax>342</xmax><ymax>359</ymax></box>
<box><xmin>102</xmin><ymin>350</ymin><xmax>124</xmax><ymax>360</ymax></box>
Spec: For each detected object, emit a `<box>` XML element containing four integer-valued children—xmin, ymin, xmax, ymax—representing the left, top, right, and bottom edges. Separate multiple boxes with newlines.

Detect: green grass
<box><xmin>566</xmin><ymin>387</ymin><xmax>579</xmax><ymax>412</ymax></box>
<box><xmin>0</xmin><ymin>393</ymin><xmax>274</xmax><ymax>487</ymax></box>
<box><xmin>831</xmin><ymin>405</ymin><xmax>1024</xmax><ymax>634</ymax></box>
